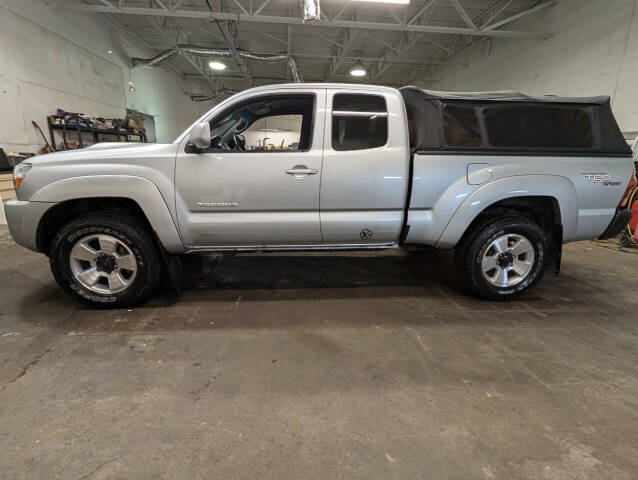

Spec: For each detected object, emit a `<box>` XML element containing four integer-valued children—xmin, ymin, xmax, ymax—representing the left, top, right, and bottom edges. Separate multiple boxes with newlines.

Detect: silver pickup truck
<box><xmin>5</xmin><ymin>83</ymin><xmax>636</xmax><ymax>307</ymax></box>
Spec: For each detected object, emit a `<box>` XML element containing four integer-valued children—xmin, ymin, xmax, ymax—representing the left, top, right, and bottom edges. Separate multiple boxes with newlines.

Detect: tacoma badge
<box><xmin>197</xmin><ymin>202</ymin><xmax>239</xmax><ymax>207</ymax></box>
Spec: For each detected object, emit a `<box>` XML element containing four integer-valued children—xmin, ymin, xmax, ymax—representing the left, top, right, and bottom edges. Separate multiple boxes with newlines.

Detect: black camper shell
<box><xmin>399</xmin><ymin>86</ymin><xmax>632</xmax><ymax>157</ymax></box>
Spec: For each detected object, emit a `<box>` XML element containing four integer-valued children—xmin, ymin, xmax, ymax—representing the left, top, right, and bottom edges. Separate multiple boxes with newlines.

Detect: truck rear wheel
<box><xmin>49</xmin><ymin>213</ymin><xmax>161</xmax><ymax>307</ymax></box>
<box><xmin>457</xmin><ymin>216</ymin><xmax>550</xmax><ymax>300</ymax></box>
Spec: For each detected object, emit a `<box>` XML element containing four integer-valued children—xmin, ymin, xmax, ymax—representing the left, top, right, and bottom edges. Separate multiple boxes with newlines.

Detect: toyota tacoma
<box><xmin>5</xmin><ymin>83</ymin><xmax>636</xmax><ymax>306</ymax></box>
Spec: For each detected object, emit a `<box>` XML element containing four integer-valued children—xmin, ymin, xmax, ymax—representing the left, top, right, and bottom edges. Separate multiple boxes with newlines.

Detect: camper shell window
<box><xmin>400</xmin><ymin>86</ymin><xmax>631</xmax><ymax>156</ymax></box>
<box><xmin>482</xmin><ymin>104</ymin><xmax>595</xmax><ymax>149</ymax></box>
<box><xmin>442</xmin><ymin>104</ymin><xmax>482</xmax><ymax>148</ymax></box>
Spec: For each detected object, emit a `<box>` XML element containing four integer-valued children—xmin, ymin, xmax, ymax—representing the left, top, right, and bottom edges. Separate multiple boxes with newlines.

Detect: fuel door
<box><xmin>467</xmin><ymin>163</ymin><xmax>493</xmax><ymax>185</ymax></box>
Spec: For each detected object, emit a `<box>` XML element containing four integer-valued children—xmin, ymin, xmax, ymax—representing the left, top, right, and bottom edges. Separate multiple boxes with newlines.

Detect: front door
<box><xmin>175</xmin><ymin>91</ymin><xmax>325</xmax><ymax>247</ymax></box>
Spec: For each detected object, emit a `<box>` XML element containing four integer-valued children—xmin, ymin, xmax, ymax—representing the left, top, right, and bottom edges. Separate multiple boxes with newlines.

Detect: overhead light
<box><xmin>350</xmin><ymin>61</ymin><xmax>366</xmax><ymax>77</ymax></box>
<box><xmin>107</xmin><ymin>50</ymin><xmax>113</xmax><ymax>54</ymax></box>
<box><xmin>351</xmin><ymin>0</ymin><xmax>409</xmax><ymax>4</ymax></box>
<box><xmin>209</xmin><ymin>61</ymin><xmax>226</xmax><ymax>70</ymax></box>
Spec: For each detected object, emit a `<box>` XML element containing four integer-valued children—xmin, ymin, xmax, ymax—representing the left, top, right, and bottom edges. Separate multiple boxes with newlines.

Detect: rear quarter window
<box><xmin>332</xmin><ymin>94</ymin><xmax>388</xmax><ymax>151</ymax></box>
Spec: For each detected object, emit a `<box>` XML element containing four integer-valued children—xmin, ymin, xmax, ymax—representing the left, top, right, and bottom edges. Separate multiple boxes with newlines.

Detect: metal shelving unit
<box><xmin>47</xmin><ymin>117</ymin><xmax>147</xmax><ymax>151</ymax></box>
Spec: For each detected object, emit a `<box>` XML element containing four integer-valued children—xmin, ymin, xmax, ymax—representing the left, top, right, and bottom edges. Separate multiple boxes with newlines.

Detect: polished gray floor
<box><xmin>1</xmin><ymin>225</ymin><xmax>638</xmax><ymax>479</ymax></box>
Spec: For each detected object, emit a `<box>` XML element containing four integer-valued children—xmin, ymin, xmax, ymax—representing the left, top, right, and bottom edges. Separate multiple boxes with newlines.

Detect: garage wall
<box><xmin>0</xmin><ymin>0</ymin><xmax>199</xmax><ymax>153</ymax></box>
<box><xmin>427</xmin><ymin>0</ymin><xmax>638</xmax><ymax>134</ymax></box>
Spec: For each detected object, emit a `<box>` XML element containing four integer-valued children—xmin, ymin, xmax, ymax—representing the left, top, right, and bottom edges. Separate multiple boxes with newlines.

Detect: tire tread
<box><xmin>49</xmin><ymin>213</ymin><xmax>161</xmax><ymax>308</ymax></box>
<box><xmin>456</xmin><ymin>215</ymin><xmax>549</xmax><ymax>301</ymax></box>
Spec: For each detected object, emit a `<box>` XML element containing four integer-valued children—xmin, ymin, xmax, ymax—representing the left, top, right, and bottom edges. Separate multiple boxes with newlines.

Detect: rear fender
<box><xmin>436</xmin><ymin>175</ymin><xmax>578</xmax><ymax>249</ymax></box>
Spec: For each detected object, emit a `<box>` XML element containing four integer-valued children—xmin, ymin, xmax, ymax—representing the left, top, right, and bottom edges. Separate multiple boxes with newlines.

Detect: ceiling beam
<box><xmin>482</xmin><ymin>0</ymin><xmax>556</xmax><ymax>31</ymax></box>
<box><xmin>326</xmin><ymin>27</ymin><xmax>360</xmax><ymax>80</ymax></box>
<box><xmin>407</xmin><ymin>0</ymin><xmax>437</xmax><ymax>26</ymax></box>
<box><xmin>169</xmin><ymin>0</ymin><xmax>185</xmax><ymax>12</ymax></box>
<box><xmin>478</xmin><ymin>0</ymin><xmax>513</xmax><ymax>29</ymax></box>
<box><xmin>215</xmin><ymin>19</ymin><xmax>252</xmax><ymax>79</ymax></box>
<box><xmin>138</xmin><ymin>45</ymin><xmax>441</xmax><ymax>65</ymax></box>
<box><xmin>148</xmin><ymin>11</ymin><xmax>230</xmax><ymax>92</ymax></box>
<box><xmin>448</xmin><ymin>0</ymin><xmax>477</xmax><ymax>30</ymax></box>
<box><xmin>253</xmin><ymin>0</ymin><xmax>272</xmax><ymax>16</ymax></box>
<box><xmin>230</xmin><ymin>0</ymin><xmax>249</xmax><ymax>16</ymax></box>
<box><xmin>258</xmin><ymin>30</ymin><xmax>288</xmax><ymax>46</ymax></box>
<box><xmin>409</xmin><ymin>37</ymin><xmax>487</xmax><ymax>84</ymax></box>
<box><xmin>402</xmin><ymin>0</ymin><xmax>540</xmax><ymax>84</ymax></box>
<box><xmin>315</xmin><ymin>33</ymin><xmax>343</xmax><ymax>48</ymax></box>
<box><xmin>51</xmin><ymin>3</ymin><xmax>547</xmax><ymax>38</ymax></box>
<box><xmin>153</xmin><ymin>0</ymin><xmax>168</xmax><ymax>10</ymax></box>
<box><xmin>370</xmin><ymin>32</ymin><xmax>423</xmax><ymax>81</ymax></box>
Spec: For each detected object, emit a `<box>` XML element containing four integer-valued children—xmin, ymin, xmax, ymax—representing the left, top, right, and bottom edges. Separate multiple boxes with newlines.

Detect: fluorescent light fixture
<box><xmin>209</xmin><ymin>61</ymin><xmax>226</xmax><ymax>70</ymax></box>
<box><xmin>351</xmin><ymin>0</ymin><xmax>409</xmax><ymax>4</ymax></box>
<box><xmin>107</xmin><ymin>50</ymin><xmax>113</xmax><ymax>54</ymax></box>
<box><xmin>350</xmin><ymin>61</ymin><xmax>366</xmax><ymax>77</ymax></box>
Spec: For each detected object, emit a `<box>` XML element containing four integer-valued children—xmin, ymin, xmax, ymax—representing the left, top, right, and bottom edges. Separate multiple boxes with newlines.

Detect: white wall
<box><xmin>427</xmin><ymin>0</ymin><xmax>638</xmax><ymax>134</ymax></box>
<box><xmin>0</xmin><ymin>0</ymin><xmax>200</xmax><ymax>153</ymax></box>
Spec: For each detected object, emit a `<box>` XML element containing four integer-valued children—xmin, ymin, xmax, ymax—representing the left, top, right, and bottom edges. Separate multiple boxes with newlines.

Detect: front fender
<box><xmin>31</xmin><ymin>175</ymin><xmax>185</xmax><ymax>253</ymax></box>
<box><xmin>436</xmin><ymin>175</ymin><xmax>578</xmax><ymax>249</ymax></box>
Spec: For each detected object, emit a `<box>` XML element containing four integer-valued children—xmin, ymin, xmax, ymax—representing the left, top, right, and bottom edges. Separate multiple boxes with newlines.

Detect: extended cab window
<box><xmin>483</xmin><ymin>104</ymin><xmax>594</xmax><ymax>149</ymax></box>
<box><xmin>207</xmin><ymin>95</ymin><xmax>314</xmax><ymax>152</ymax></box>
<box><xmin>332</xmin><ymin>94</ymin><xmax>388</xmax><ymax>151</ymax></box>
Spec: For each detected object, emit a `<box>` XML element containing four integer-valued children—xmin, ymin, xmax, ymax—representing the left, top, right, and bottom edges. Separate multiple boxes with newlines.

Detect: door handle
<box><xmin>285</xmin><ymin>165</ymin><xmax>318</xmax><ymax>177</ymax></box>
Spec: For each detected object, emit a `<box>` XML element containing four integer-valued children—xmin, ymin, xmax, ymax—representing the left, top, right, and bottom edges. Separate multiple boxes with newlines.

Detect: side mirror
<box><xmin>188</xmin><ymin>122</ymin><xmax>211</xmax><ymax>151</ymax></box>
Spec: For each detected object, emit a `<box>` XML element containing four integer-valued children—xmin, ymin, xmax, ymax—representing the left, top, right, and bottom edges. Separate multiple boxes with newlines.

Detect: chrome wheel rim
<box><xmin>69</xmin><ymin>234</ymin><xmax>138</xmax><ymax>294</ymax></box>
<box><xmin>481</xmin><ymin>233</ymin><xmax>535</xmax><ymax>288</ymax></box>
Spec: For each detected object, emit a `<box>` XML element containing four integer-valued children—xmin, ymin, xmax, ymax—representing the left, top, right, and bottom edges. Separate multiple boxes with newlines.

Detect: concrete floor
<box><xmin>1</xmin><ymin>225</ymin><xmax>638</xmax><ymax>479</ymax></box>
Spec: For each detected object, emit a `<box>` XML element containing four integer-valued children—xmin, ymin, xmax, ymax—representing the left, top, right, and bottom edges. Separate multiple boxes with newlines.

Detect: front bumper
<box><xmin>598</xmin><ymin>207</ymin><xmax>632</xmax><ymax>240</ymax></box>
<box><xmin>4</xmin><ymin>199</ymin><xmax>56</xmax><ymax>252</ymax></box>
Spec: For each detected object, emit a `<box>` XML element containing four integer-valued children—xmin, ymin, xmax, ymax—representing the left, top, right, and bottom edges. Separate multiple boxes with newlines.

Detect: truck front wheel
<box><xmin>49</xmin><ymin>213</ymin><xmax>161</xmax><ymax>307</ymax></box>
<box><xmin>457</xmin><ymin>216</ymin><xmax>550</xmax><ymax>300</ymax></box>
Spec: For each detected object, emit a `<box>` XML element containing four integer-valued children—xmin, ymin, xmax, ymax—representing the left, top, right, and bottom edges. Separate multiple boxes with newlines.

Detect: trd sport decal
<box><xmin>583</xmin><ymin>173</ymin><xmax>623</xmax><ymax>187</ymax></box>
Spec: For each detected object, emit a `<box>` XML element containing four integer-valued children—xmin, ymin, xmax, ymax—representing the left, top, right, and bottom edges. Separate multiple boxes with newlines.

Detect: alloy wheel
<box><xmin>69</xmin><ymin>234</ymin><xmax>138</xmax><ymax>294</ymax></box>
<box><xmin>481</xmin><ymin>233</ymin><xmax>535</xmax><ymax>288</ymax></box>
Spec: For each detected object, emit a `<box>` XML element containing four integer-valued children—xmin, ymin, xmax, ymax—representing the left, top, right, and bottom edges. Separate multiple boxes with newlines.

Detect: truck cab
<box><xmin>173</xmin><ymin>84</ymin><xmax>410</xmax><ymax>249</ymax></box>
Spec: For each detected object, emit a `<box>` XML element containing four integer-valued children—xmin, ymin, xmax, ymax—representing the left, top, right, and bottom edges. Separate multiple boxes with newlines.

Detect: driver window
<box><xmin>243</xmin><ymin>115</ymin><xmax>303</xmax><ymax>151</ymax></box>
<box><xmin>206</xmin><ymin>94</ymin><xmax>314</xmax><ymax>152</ymax></box>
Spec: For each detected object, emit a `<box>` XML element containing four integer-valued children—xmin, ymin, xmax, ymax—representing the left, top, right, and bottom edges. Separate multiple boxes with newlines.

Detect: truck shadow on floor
<box><xmin>16</xmin><ymin>247</ymin><xmax>626</xmax><ymax>334</ymax></box>
<box><xmin>180</xmin><ymin>250</ymin><xmax>459</xmax><ymax>294</ymax></box>
<box><xmin>13</xmin><ymin>247</ymin><xmax>632</xmax><ymax>334</ymax></box>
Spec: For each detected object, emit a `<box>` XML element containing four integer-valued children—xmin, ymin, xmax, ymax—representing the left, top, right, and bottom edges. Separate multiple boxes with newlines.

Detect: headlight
<box><xmin>13</xmin><ymin>162</ymin><xmax>32</xmax><ymax>190</ymax></box>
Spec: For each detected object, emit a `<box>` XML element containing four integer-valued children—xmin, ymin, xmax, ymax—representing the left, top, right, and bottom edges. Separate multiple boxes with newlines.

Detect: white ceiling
<box><xmin>54</xmin><ymin>0</ymin><xmax>552</xmax><ymax>96</ymax></box>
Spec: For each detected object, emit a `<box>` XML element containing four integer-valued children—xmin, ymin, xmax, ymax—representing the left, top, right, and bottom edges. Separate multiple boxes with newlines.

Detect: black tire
<box><xmin>456</xmin><ymin>215</ymin><xmax>550</xmax><ymax>300</ymax></box>
<box><xmin>49</xmin><ymin>213</ymin><xmax>161</xmax><ymax>307</ymax></box>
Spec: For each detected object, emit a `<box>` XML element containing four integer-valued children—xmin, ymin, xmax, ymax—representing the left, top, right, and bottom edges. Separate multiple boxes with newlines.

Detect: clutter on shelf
<box><xmin>44</xmin><ymin>108</ymin><xmax>147</xmax><ymax>151</ymax></box>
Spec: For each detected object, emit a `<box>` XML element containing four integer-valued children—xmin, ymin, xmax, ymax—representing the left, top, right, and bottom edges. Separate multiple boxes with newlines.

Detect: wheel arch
<box><xmin>437</xmin><ymin>175</ymin><xmax>577</xmax><ymax>249</ymax></box>
<box><xmin>32</xmin><ymin>176</ymin><xmax>184</xmax><ymax>254</ymax></box>
<box><xmin>37</xmin><ymin>197</ymin><xmax>145</xmax><ymax>254</ymax></box>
